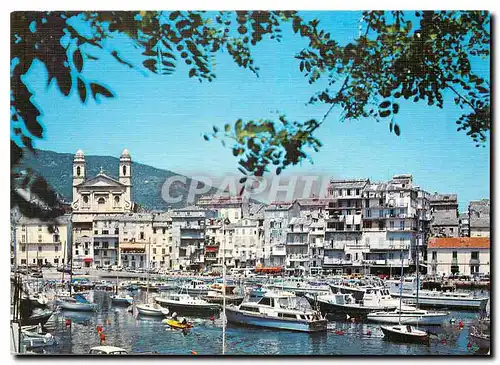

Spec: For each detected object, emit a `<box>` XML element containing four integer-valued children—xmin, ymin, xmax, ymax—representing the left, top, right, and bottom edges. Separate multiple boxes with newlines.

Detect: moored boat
<box><xmin>110</xmin><ymin>293</ymin><xmax>134</xmax><ymax>306</ymax></box>
<box><xmin>136</xmin><ymin>303</ymin><xmax>167</xmax><ymax>317</ymax></box>
<box><xmin>381</xmin><ymin>324</ymin><xmax>429</xmax><ymax>344</ymax></box>
<box><xmin>367</xmin><ymin>305</ymin><xmax>448</xmax><ymax>325</ymax></box>
<box><xmin>58</xmin><ymin>294</ymin><xmax>98</xmax><ymax>312</ymax></box>
<box><xmin>155</xmin><ymin>293</ymin><xmax>220</xmax><ymax>315</ymax></box>
<box><xmin>225</xmin><ymin>290</ymin><xmax>327</xmax><ymax>332</ymax></box>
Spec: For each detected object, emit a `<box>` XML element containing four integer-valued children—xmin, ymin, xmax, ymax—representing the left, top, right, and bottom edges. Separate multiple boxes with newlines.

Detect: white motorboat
<box><xmin>469</xmin><ymin>325</ymin><xmax>490</xmax><ymax>349</ymax></box>
<box><xmin>225</xmin><ymin>290</ymin><xmax>327</xmax><ymax>332</ymax></box>
<box><xmin>89</xmin><ymin>346</ymin><xmax>129</xmax><ymax>355</ymax></box>
<box><xmin>110</xmin><ymin>293</ymin><xmax>134</xmax><ymax>306</ymax></box>
<box><xmin>155</xmin><ymin>293</ymin><xmax>220</xmax><ymax>315</ymax></box>
<box><xmin>306</xmin><ymin>287</ymin><xmax>399</xmax><ymax>317</ymax></box>
<box><xmin>367</xmin><ymin>305</ymin><xmax>448</xmax><ymax>325</ymax></box>
<box><xmin>135</xmin><ymin>302</ymin><xmax>168</xmax><ymax>317</ymax></box>
<box><xmin>268</xmin><ymin>277</ymin><xmax>331</xmax><ymax>294</ymax></box>
<box><xmin>380</xmin><ymin>324</ymin><xmax>429</xmax><ymax>344</ymax></box>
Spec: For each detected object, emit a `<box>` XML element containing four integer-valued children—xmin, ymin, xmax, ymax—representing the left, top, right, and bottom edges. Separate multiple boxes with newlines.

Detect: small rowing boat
<box><xmin>163</xmin><ymin>318</ymin><xmax>193</xmax><ymax>330</ymax></box>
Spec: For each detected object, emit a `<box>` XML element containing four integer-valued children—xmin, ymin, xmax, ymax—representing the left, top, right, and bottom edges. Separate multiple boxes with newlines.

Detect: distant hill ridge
<box><xmin>20</xmin><ymin>149</ymin><xmax>218</xmax><ymax>210</ymax></box>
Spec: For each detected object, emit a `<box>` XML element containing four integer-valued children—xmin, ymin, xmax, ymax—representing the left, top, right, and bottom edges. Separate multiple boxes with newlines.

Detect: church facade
<box><xmin>71</xmin><ymin>149</ymin><xmax>134</xmax><ymax>267</ymax></box>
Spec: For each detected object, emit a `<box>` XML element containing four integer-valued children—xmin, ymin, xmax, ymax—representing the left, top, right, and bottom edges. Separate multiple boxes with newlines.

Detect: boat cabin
<box><xmin>89</xmin><ymin>346</ymin><xmax>128</xmax><ymax>355</ymax></box>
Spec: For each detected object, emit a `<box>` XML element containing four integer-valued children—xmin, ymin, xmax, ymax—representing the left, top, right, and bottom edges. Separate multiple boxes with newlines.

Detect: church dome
<box><xmin>121</xmin><ymin>148</ymin><xmax>131</xmax><ymax>157</ymax></box>
<box><xmin>74</xmin><ymin>149</ymin><xmax>85</xmax><ymax>162</ymax></box>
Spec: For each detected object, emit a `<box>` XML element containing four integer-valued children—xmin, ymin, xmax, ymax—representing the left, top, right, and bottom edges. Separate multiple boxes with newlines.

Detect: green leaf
<box><xmin>73</xmin><ymin>49</ymin><xmax>83</xmax><ymax>73</ymax></box>
<box><xmin>90</xmin><ymin>83</ymin><xmax>114</xmax><ymax>98</ymax></box>
<box><xmin>394</xmin><ymin>124</ymin><xmax>401</xmax><ymax>136</ymax></box>
<box><xmin>379</xmin><ymin>101</ymin><xmax>391</xmax><ymax>109</ymax></box>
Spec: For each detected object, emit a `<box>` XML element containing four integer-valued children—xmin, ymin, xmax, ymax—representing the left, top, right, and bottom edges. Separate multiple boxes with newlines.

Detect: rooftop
<box><xmin>428</xmin><ymin>237</ymin><xmax>490</xmax><ymax>249</ymax></box>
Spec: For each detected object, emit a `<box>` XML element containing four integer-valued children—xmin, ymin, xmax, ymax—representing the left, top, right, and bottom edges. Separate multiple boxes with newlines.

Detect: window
<box><xmin>114</xmin><ymin>195</ymin><xmax>120</xmax><ymax>204</ymax></box>
<box><xmin>379</xmin><ymin>210</ymin><xmax>384</xmax><ymax>218</ymax></box>
<box><xmin>22</xmin><ymin>235</ymin><xmax>26</xmax><ymax>243</ymax></box>
<box><xmin>364</xmin><ymin>221</ymin><xmax>372</xmax><ymax>229</ymax></box>
<box><xmin>94</xmin><ymin>230</ymin><xmax>98</xmax><ymax>234</ymax></box>
<box><xmin>84</xmin><ymin>250</ymin><xmax>89</xmax><ymax>255</ymax></box>
<box><xmin>54</xmin><ymin>258</ymin><xmax>59</xmax><ymax>264</ymax></box>
<box><xmin>389</xmin><ymin>221</ymin><xmax>394</xmax><ymax>229</ymax></box>
<box><xmin>76</xmin><ymin>166</ymin><xmax>81</xmax><ymax>176</ymax></box>
<box><xmin>38</xmin><ymin>246</ymin><xmax>42</xmax><ymax>252</ymax></box>
<box><xmin>21</xmin><ymin>259</ymin><xmax>26</xmax><ymax>265</ymax></box>
<box><xmin>153</xmin><ymin>228</ymin><xmax>157</xmax><ymax>234</ymax></box>
<box><xmin>452</xmin><ymin>251</ymin><xmax>458</xmax><ymax>259</ymax></box>
<box><xmin>400</xmin><ymin>192</ymin><xmax>404</xmax><ymax>198</ymax></box>
<box><xmin>75</xmin><ymin>250</ymin><xmax>79</xmax><ymax>255</ymax></box>
<box><xmin>83</xmin><ymin>195</ymin><xmax>89</xmax><ymax>204</ymax></box>
<box><xmin>38</xmin><ymin>225</ymin><xmax>42</xmax><ymax>231</ymax></box>
<box><xmin>140</xmin><ymin>232</ymin><xmax>145</xmax><ymax>240</ymax></box>
<box><xmin>162</xmin><ymin>228</ymin><xmax>166</xmax><ymax>234</ymax></box>
<box><xmin>98</xmin><ymin>197</ymin><xmax>105</xmax><ymax>204</ymax></box>
<box><xmin>153</xmin><ymin>248</ymin><xmax>157</xmax><ymax>254</ymax></box>
<box><xmin>38</xmin><ymin>235</ymin><xmax>42</xmax><ymax>243</ymax></box>
<box><xmin>115</xmin><ymin>228</ymin><xmax>119</xmax><ymax>234</ymax></box>
<box><xmin>432</xmin><ymin>251</ymin><xmax>437</xmax><ymax>260</ymax></box>
<box><xmin>347</xmin><ymin>189</ymin><xmax>352</xmax><ymax>196</ymax></box>
<box><xmin>365</xmin><ymin>209</ymin><xmax>371</xmax><ymax>217</ymax></box>
<box><xmin>122</xmin><ymin>165</ymin><xmax>127</xmax><ymax>176</ymax></box>
<box><xmin>356</xmin><ymin>189</ymin><xmax>360</xmax><ymax>195</ymax></box>
<box><xmin>471</xmin><ymin>251</ymin><xmax>479</xmax><ymax>260</ymax></box>
<box><xmin>55</xmin><ymin>245</ymin><xmax>59</xmax><ymax>252</ymax></box>
<box><xmin>21</xmin><ymin>245</ymin><xmax>26</xmax><ymax>252</ymax></box>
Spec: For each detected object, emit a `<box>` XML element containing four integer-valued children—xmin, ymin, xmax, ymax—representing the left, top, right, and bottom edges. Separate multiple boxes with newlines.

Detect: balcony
<box><xmin>288</xmin><ymin>254</ymin><xmax>309</xmax><ymax>262</ymax></box>
<box><xmin>286</xmin><ymin>240</ymin><xmax>308</xmax><ymax>246</ymax></box>
<box><xmin>370</xmin><ymin>243</ymin><xmax>410</xmax><ymax>250</ymax></box>
<box><xmin>323</xmin><ymin>257</ymin><xmax>351</xmax><ymax>265</ymax></box>
<box><xmin>271</xmin><ymin>246</ymin><xmax>286</xmax><ymax>256</ymax></box>
<box><xmin>324</xmin><ymin>242</ymin><xmax>345</xmax><ymax>250</ymax></box>
<box><xmin>310</xmin><ymin>241</ymin><xmax>325</xmax><ymax>248</ymax></box>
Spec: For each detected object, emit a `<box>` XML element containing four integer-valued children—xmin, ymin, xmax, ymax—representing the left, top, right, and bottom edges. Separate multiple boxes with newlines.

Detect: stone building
<box><xmin>469</xmin><ymin>199</ymin><xmax>490</xmax><ymax>238</ymax></box>
<box><xmin>263</xmin><ymin>201</ymin><xmax>300</xmax><ymax>267</ymax></box>
<box><xmin>429</xmin><ymin>193</ymin><xmax>459</xmax><ymax>237</ymax></box>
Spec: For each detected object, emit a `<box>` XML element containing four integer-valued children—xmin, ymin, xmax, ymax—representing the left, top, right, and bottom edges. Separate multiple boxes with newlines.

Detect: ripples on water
<box><xmin>36</xmin><ymin>291</ymin><xmax>487</xmax><ymax>356</ymax></box>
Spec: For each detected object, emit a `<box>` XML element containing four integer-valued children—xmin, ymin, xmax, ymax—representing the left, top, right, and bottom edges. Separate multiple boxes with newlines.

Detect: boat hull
<box><xmin>306</xmin><ymin>296</ymin><xmax>395</xmax><ymax>318</ymax></box>
<box><xmin>381</xmin><ymin>325</ymin><xmax>429</xmax><ymax>344</ymax></box>
<box><xmin>469</xmin><ymin>333</ymin><xmax>490</xmax><ymax>349</ymax></box>
<box><xmin>367</xmin><ymin>312</ymin><xmax>447</xmax><ymax>325</ymax></box>
<box><xmin>58</xmin><ymin>301</ymin><xmax>98</xmax><ymax>312</ymax></box>
<box><xmin>110</xmin><ymin>296</ymin><xmax>133</xmax><ymax>305</ymax></box>
<box><xmin>154</xmin><ymin>298</ymin><xmax>220</xmax><ymax>315</ymax></box>
<box><xmin>22</xmin><ymin>311</ymin><xmax>54</xmax><ymax>326</ymax></box>
<box><xmin>225</xmin><ymin>307</ymin><xmax>327</xmax><ymax>332</ymax></box>
<box><xmin>164</xmin><ymin>319</ymin><xmax>193</xmax><ymax>330</ymax></box>
<box><xmin>136</xmin><ymin>305</ymin><xmax>165</xmax><ymax>317</ymax></box>
<box><xmin>393</xmin><ymin>293</ymin><xmax>488</xmax><ymax>310</ymax></box>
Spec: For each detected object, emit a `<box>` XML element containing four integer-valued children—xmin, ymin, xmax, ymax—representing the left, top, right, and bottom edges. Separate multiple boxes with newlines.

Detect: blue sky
<box><xmin>20</xmin><ymin>11</ymin><xmax>490</xmax><ymax>210</ymax></box>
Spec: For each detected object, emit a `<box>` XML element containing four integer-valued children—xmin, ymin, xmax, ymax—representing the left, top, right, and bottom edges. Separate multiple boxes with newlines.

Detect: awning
<box><xmin>83</xmin><ymin>258</ymin><xmax>93</xmax><ymax>263</ymax></box>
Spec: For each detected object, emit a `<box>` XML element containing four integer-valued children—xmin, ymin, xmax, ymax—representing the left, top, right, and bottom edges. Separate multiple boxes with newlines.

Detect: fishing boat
<box><xmin>225</xmin><ymin>290</ymin><xmax>327</xmax><ymax>332</ymax></box>
<box><xmin>306</xmin><ymin>287</ymin><xmax>399</xmax><ymax>318</ymax></box>
<box><xmin>110</xmin><ymin>293</ymin><xmax>134</xmax><ymax>306</ymax></box>
<box><xmin>367</xmin><ymin>305</ymin><xmax>448</xmax><ymax>325</ymax></box>
<box><xmin>154</xmin><ymin>293</ymin><xmax>220</xmax><ymax>315</ymax></box>
<box><xmin>163</xmin><ymin>318</ymin><xmax>193</xmax><ymax>330</ymax></box>
<box><xmin>380</xmin><ymin>324</ymin><xmax>429</xmax><ymax>344</ymax></box>
<box><xmin>58</xmin><ymin>294</ymin><xmax>98</xmax><ymax>312</ymax></box>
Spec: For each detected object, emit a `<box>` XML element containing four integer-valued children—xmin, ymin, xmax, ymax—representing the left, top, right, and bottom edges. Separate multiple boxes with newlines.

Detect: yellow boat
<box><xmin>164</xmin><ymin>318</ymin><xmax>193</xmax><ymax>330</ymax></box>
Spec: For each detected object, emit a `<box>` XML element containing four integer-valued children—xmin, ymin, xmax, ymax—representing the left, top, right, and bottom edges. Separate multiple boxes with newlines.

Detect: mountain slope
<box><xmin>19</xmin><ymin>149</ymin><xmax>216</xmax><ymax>210</ymax></box>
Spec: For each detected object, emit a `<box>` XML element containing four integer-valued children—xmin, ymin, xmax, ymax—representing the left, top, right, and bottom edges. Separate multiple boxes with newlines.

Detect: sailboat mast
<box><xmin>398</xmin><ymin>247</ymin><xmax>404</xmax><ymax>325</ymax></box>
<box><xmin>222</xmin><ymin>218</ymin><xmax>227</xmax><ymax>355</ymax></box>
<box><xmin>146</xmin><ymin>237</ymin><xmax>151</xmax><ymax>301</ymax></box>
<box><xmin>416</xmin><ymin>211</ymin><xmax>420</xmax><ymax>308</ymax></box>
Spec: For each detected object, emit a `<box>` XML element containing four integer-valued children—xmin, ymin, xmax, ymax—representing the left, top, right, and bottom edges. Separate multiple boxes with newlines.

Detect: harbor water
<box><xmin>30</xmin><ymin>290</ymin><xmax>488</xmax><ymax>355</ymax></box>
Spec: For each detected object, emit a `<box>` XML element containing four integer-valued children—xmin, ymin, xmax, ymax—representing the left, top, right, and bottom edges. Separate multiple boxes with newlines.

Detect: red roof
<box><xmin>428</xmin><ymin>237</ymin><xmax>490</xmax><ymax>249</ymax></box>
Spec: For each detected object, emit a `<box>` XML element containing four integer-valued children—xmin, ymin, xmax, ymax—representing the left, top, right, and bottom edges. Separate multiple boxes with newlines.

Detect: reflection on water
<box><xmin>34</xmin><ymin>291</ymin><xmax>489</xmax><ymax>355</ymax></box>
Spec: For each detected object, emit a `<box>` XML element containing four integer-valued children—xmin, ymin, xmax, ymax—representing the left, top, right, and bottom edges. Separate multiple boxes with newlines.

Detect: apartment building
<box><xmin>14</xmin><ymin>215</ymin><xmax>70</xmax><ymax>267</ymax></box>
<box><xmin>428</xmin><ymin>237</ymin><xmax>490</xmax><ymax>277</ymax></box>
